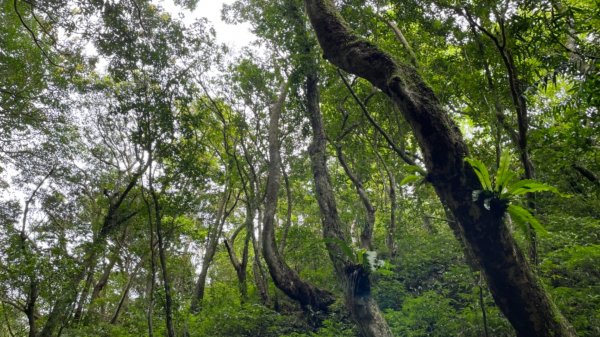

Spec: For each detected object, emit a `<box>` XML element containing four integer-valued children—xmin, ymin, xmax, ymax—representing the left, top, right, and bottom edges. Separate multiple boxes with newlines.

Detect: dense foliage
<box><xmin>1</xmin><ymin>0</ymin><xmax>598</xmax><ymax>336</ymax></box>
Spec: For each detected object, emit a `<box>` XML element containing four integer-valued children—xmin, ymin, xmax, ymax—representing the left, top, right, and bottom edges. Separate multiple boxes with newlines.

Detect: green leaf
<box><xmin>400</xmin><ymin>174</ymin><xmax>420</xmax><ymax>186</ymax></box>
<box><xmin>356</xmin><ymin>248</ymin><xmax>367</xmax><ymax>265</ymax></box>
<box><xmin>404</xmin><ymin>165</ymin><xmax>423</xmax><ymax>174</ymax></box>
<box><xmin>465</xmin><ymin>157</ymin><xmax>492</xmax><ymax>191</ymax></box>
<box><xmin>323</xmin><ymin>238</ymin><xmax>356</xmax><ymax>262</ymax></box>
<box><xmin>495</xmin><ymin>150</ymin><xmax>516</xmax><ymax>195</ymax></box>
<box><xmin>507</xmin><ymin>204</ymin><xmax>548</xmax><ymax>236</ymax></box>
<box><xmin>506</xmin><ymin>179</ymin><xmax>560</xmax><ymax>196</ymax></box>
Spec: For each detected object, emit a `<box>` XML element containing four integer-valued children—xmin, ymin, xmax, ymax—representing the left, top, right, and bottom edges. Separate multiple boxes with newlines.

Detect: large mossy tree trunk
<box><xmin>303</xmin><ymin>1</ymin><xmax>576</xmax><ymax>336</ymax></box>
<box><xmin>262</xmin><ymin>81</ymin><xmax>335</xmax><ymax>312</ymax></box>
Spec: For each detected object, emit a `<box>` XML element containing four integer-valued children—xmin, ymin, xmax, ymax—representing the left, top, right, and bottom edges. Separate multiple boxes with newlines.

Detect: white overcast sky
<box><xmin>159</xmin><ymin>0</ymin><xmax>256</xmax><ymax>52</ymax></box>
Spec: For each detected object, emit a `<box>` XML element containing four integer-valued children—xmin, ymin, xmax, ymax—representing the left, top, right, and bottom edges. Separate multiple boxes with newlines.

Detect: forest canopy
<box><xmin>0</xmin><ymin>0</ymin><xmax>599</xmax><ymax>337</ymax></box>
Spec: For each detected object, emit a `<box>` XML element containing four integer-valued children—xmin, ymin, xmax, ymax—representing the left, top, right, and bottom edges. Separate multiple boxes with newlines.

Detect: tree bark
<box><xmin>110</xmin><ymin>261</ymin><xmax>141</xmax><ymax>324</ymax></box>
<box><xmin>190</xmin><ymin>186</ymin><xmax>232</xmax><ymax>313</ymax></box>
<box><xmin>306</xmin><ymin>72</ymin><xmax>393</xmax><ymax>337</ymax></box>
<box><xmin>25</xmin><ymin>279</ymin><xmax>38</xmax><ymax>337</ymax></box>
<box><xmin>89</xmin><ymin>251</ymin><xmax>119</xmax><ymax>305</ymax></box>
<box><xmin>335</xmin><ymin>145</ymin><xmax>375</xmax><ymax>250</ymax></box>
<box><xmin>303</xmin><ymin>1</ymin><xmax>576</xmax><ymax>336</ymax></box>
<box><xmin>150</xmin><ymin>185</ymin><xmax>175</xmax><ymax>337</ymax></box>
<box><xmin>278</xmin><ymin>158</ymin><xmax>293</xmax><ymax>256</ymax></box>
<box><xmin>224</xmin><ymin>222</ymin><xmax>250</xmax><ymax>302</ymax></box>
<box><xmin>262</xmin><ymin>81</ymin><xmax>335</xmax><ymax>312</ymax></box>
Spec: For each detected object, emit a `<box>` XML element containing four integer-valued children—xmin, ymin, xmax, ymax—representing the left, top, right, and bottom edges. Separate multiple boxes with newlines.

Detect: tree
<box><xmin>303</xmin><ymin>0</ymin><xmax>577</xmax><ymax>336</ymax></box>
<box><xmin>2</xmin><ymin>0</ymin><xmax>598</xmax><ymax>336</ymax></box>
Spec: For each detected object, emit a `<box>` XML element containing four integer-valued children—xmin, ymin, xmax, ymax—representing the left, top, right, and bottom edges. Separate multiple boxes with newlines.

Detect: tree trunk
<box><xmin>38</xmin><ymin>166</ymin><xmax>145</xmax><ymax>337</ymax></box>
<box><xmin>278</xmin><ymin>158</ymin><xmax>293</xmax><ymax>256</ymax></box>
<box><xmin>79</xmin><ymin>230</ymin><xmax>126</xmax><ymax>320</ymax></box>
<box><xmin>25</xmin><ymin>279</ymin><xmax>38</xmax><ymax>337</ymax></box>
<box><xmin>150</xmin><ymin>186</ymin><xmax>175</xmax><ymax>337</ymax></box>
<box><xmin>224</xmin><ymin>219</ymin><xmax>251</xmax><ymax>302</ymax></box>
<box><xmin>89</xmin><ymin>251</ymin><xmax>119</xmax><ymax>305</ymax></box>
<box><xmin>384</xmin><ymin>164</ymin><xmax>398</xmax><ymax>257</ymax></box>
<box><xmin>252</xmin><ymin>252</ymin><xmax>270</xmax><ymax>305</ymax></box>
<box><xmin>142</xmin><ymin>181</ymin><xmax>157</xmax><ymax>337</ymax></box>
<box><xmin>190</xmin><ymin>186</ymin><xmax>234</xmax><ymax>313</ymax></box>
<box><xmin>335</xmin><ymin>145</ymin><xmax>375</xmax><ymax>250</ymax></box>
<box><xmin>262</xmin><ymin>81</ymin><xmax>335</xmax><ymax>312</ymax></box>
<box><xmin>146</xmin><ymin>255</ymin><xmax>155</xmax><ymax>337</ymax></box>
<box><xmin>303</xmin><ymin>1</ymin><xmax>576</xmax><ymax>336</ymax></box>
<box><xmin>72</xmin><ymin>268</ymin><xmax>94</xmax><ymax>322</ymax></box>
<box><xmin>109</xmin><ymin>262</ymin><xmax>141</xmax><ymax>324</ymax></box>
<box><xmin>465</xmin><ymin>12</ymin><xmax>539</xmax><ymax>263</ymax></box>
<box><xmin>306</xmin><ymin>72</ymin><xmax>393</xmax><ymax>337</ymax></box>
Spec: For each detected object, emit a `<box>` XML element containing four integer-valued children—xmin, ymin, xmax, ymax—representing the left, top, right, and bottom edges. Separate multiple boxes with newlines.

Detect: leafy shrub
<box><xmin>385</xmin><ymin>291</ymin><xmax>461</xmax><ymax>337</ymax></box>
<box><xmin>280</xmin><ymin>318</ymin><xmax>356</xmax><ymax>337</ymax></box>
<box><xmin>188</xmin><ymin>302</ymin><xmax>303</xmax><ymax>337</ymax></box>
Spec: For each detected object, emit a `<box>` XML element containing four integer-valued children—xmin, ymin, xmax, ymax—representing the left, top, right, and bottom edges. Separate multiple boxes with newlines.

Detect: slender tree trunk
<box><xmin>306</xmin><ymin>72</ymin><xmax>393</xmax><ymax>337</ymax></box>
<box><xmin>478</xmin><ymin>273</ymin><xmax>490</xmax><ymax>337</ymax></box>
<box><xmin>278</xmin><ymin>158</ymin><xmax>293</xmax><ymax>256</ymax></box>
<box><xmin>146</xmin><ymin>259</ymin><xmax>155</xmax><ymax>337</ymax></box>
<box><xmin>372</xmin><ymin>145</ymin><xmax>400</xmax><ymax>257</ymax></box>
<box><xmin>150</xmin><ymin>187</ymin><xmax>176</xmax><ymax>337</ymax></box>
<box><xmin>335</xmin><ymin>145</ymin><xmax>376</xmax><ymax>250</ymax></box>
<box><xmin>252</xmin><ymin>253</ymin><xmax>270</xmax><ymax>305</ymax></box>
<box><xmin>253</xmin><ymin>205</ymin><xmax>271</xmax><ymax>305</ymax></box>
<box><xmin>381</xmin><ymin>17</ymin><xmax>418</xmax><ymax>68</ymax></box>
<box><xmin>190</xmin><ymin>186</ymin><xmax>234</xmax><ymax>313</ymax></box>
<box><xmin>262</xmin><ymin>81</ymin><xmax>335</xmax><ymax>312</ymax></box>
<box><xmin>72</xmin><ymin>269</ymin><xmax>94</xmax><ymax>322</ymax></box>
<box><xmin>38</xmin><ymin>167</ymin><xmax>145</xmax><ymax>337</ymax></box>
<box><xmin>110</xmin><ymin>263</ymin><xmax>141</xmax><ymax>324</ymax></box>
<box><xmin>80</xmin><ymin>230</ymin><xmax>126</xmax><ymax>320</ymax></box>
<box><xmin>384</xmin><ymin>165</ymin><xmax>398</xmax><ymax>257</ymax></box>
<box><xmin>142</xmin><ymin>183</ymin><xmax>156</xmax><ymax>337</ymax></box>
<box><xmin>224</xmin><ymin>220</ymin><xmax>251</xmax><ymax>302</ymax></box>
<box><xmin>89</xmin><ymin>252</ymin><xmax>119</xmax><ymax>305</ymax></box>
<box><xmin>303</xmin><ymin>1</ymin><xmax>576</xmax><ymax>336</ymax></box>
<box><xmin>25</xmin><ymin>279</ymin><xmax>38</xmax><ymax>337</ymax></box>
<box><xmin>191</xmin><ymin>257</ymin><xmax>211</xmax><ymax>312</ymax></box>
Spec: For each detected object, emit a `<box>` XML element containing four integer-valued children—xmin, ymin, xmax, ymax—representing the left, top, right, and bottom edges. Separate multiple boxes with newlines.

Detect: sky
<box><xmin>159</xmin><ymin>0</ymin><xmax>256</xmax><ymax>53</ymax></box>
